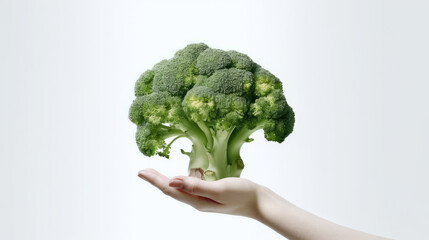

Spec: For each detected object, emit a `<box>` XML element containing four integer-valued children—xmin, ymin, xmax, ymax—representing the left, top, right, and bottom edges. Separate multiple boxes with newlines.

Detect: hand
<box><xmin>138</xmin><ymin>168</ymin><xmax>390</xmax><ymax>240</ymax></box>
<box><xmin>137</xmin><ymin>168</ymin><xmax>261</xmax><ymax>219</ymax></box>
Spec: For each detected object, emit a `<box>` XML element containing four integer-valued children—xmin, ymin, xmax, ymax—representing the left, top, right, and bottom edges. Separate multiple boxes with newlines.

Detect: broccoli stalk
<box><xmin>129</xmin><ymin>43</ymin><xmax>295</xmax><ymax>180</ymax></box>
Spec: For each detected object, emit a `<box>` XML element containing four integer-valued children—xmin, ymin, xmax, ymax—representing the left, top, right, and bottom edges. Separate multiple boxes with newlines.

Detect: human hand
<box><xmin>137</xmin><ymin>169</ymin><xmax>390</xmax><ymax>240</ymax></box>
<box><xmin>137</xmin><ymin>168</ymin><xmax>261</xmax><ymax>219</ymax></box>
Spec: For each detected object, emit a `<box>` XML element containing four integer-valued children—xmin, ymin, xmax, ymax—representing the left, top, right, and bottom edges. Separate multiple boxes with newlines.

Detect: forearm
<box><xmin>253</xmin><ymin>185</ymin><xmax>389</xmax><ymax>240</ymax></box>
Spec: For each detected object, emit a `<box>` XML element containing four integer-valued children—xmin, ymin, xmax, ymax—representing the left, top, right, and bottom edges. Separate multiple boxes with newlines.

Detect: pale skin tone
<box><xmin>138</xmin><ymin>168</ymin><xmax>391</xmax><ymax>240</ymax></box>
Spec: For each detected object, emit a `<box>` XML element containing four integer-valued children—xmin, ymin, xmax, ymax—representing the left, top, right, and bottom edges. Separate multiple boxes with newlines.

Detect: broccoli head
<box><xmin>129</xmin><ymin>43</ymin><xmax>295</xmax><ymax>180</ymax></box>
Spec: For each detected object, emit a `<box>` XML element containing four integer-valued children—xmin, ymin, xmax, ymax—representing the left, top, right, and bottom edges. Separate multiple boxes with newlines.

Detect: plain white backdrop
<box><xmin>1</xmin><ymin>0</ymin><xmax>428</xmax><ymax>239</ymax></box>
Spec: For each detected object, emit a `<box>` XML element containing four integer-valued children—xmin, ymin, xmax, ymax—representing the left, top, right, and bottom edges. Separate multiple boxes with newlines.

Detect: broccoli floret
<box><xmin>253</xmin><ymin>66</ymin><xmax>283</xmax><ymax>97</ymax></box>
<box><xmin>198</xmin><ymin>68</ymin><xmax>254</xmax><ymax>95</ymax></box>
<box><xmin>136</xmin><ymin>122</ymin><xmax>184</xmax><ymax>157</ymax></box>
<box><xmin>129</xmin><ymin>43</ymin><xmax>295</xmax><ymax>180</ymax></box>
<box><xmin>135</xmin><ymin>70</ymin><xmax>154</xmax><ymax>96</ymax></box>
<box><xmin>182</xmin><ymin>86</ymin><xmax>216</xmax><ymax>123</ymax></box>
<box><xmin>174</xmin><ymin>43</ymin><xmax>209</xmax><ymax>60</ymax></box>
<box><xmin>196</xmin><ymin>48</ymin><xmax>232</xmax><ymax>76</ymax></box>
<box><xmin>227</xmin><ymin>50</ymin><xmax>256</xmax><ymax>71</ymax></box>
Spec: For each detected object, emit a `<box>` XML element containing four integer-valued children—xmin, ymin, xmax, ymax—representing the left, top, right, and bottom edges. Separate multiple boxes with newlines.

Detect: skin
<box><xmin>138</xmin><ymin>168</ymin><xmax>391</xmax><ymax>240</ymax></box>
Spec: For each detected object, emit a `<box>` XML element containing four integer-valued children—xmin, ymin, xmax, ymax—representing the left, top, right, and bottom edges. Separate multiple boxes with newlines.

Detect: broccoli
<box><xmin>129</xmin><ymin>43</ymin><xmax>295</xmax><ymax>180</ymax></box>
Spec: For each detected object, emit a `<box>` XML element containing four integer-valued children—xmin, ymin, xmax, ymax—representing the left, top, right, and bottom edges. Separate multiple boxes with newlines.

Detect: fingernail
<box><xmin>138</xmin><ymin>170</ymin><xmax>149</xmax><ymax>180</ymax></box>
<box><xmin>169</xmin><ymin>179</ymin><xmax>184</xmax><ymax>189</ymax></box>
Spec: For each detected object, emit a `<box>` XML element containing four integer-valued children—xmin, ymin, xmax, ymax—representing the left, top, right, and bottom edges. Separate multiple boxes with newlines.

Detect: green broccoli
<box><xmin>129</xmin><ymin>43</ymin><xmax>295</xmax><ymax>180</ymax></box>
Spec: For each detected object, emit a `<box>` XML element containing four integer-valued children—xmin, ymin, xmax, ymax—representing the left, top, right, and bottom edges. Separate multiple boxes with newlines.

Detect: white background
<box><xmin>1</xmin><ymin>0</ymin><xmax>428</xmax><ymax>239</ymax></box>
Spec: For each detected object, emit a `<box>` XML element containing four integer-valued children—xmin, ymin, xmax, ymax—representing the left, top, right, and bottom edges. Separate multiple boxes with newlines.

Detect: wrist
<box><xmin>252</xmin><ymin>184</ymin><xmax>299</xmax><ymax>238</ymax></box>
<box><xmin>253</xmin><ymin>184</ymin><xmax>288</xmax><ymax>221</ymax></box>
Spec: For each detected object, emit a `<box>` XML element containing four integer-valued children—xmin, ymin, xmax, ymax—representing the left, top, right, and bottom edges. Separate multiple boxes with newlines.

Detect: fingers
<box><xmin>138</xmin><ymin>169</ymin><xmax>221</xmax><ymax>211</ymax></box>
<box><xmin>138</xmin><ymin>168</ymin><xmax>171</xmax><ymax>194</ymax></box>
<box><xmin>168</xmin><ymin>175</ymin><xmax>225</xmax><ymax>200</ymax></box>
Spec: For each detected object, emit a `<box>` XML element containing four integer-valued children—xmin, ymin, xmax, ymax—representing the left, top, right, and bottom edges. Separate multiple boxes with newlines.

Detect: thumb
<box><xmin>169</xmin><ymin>176</ymin><xmax>224</xmax><ymax>200</ymax></box>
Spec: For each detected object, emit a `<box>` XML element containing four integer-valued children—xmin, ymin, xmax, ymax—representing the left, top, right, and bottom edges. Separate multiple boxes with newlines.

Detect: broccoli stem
<box><xmin>166</xmin><ymin>135</ymin><xmax>185</xmax><ymax>148</ymax></box>
<box><xmin>184</xmin><ymin>127</ymin><xmax>247</xmax><ymax>180</ymax></box>
<box><xmin>204</xmin><ymin>130</ymin><xmax>232</xmax><ymax>180</ymax></box>
<box><xmin>176</xmin><ymin>119</ymin><xmax>208</xmax><ymax>146</ymax></box>
<box><xmin>158</xmin><ymin>125</ymin><xmax>186</xmax><ymax>138</ymax></box>
<box><xmin>174</xmin><ymin>119</ymin><xmax>212</xmax><ymax>173</ymax></box>
<box><xmin>227</xmin><ymin>124</ymin><xmax>264</xmax><ymax>175</ymax></box>
<box><xmin>181</xmin><ymin>130</ymin><xmax>230</xmax><ymax>181</ymax></box>
<box><xmin>195</xmin><ymin>122</ymin><xmax>213</xmax><ymax>149</ymax></box>
<box><xmin>187</xmin><ymin>138</ymin><xmax>210</xmax><ymax>170</ymax></box>
<box><xmin>175</xmin><ymin>120</ymin><xmax>263</xmax><ymax>180</ymax></box>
